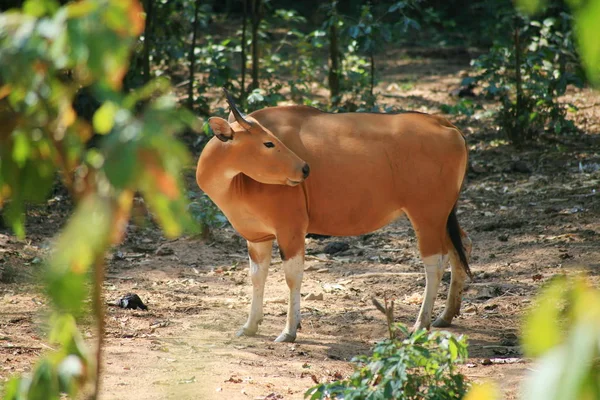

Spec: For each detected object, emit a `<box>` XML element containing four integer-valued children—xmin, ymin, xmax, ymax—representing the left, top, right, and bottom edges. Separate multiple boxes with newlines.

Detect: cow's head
<box><xmin>207</xmin><ymin>89</ymin><xmax>309</xmax><ymax>186</ymax></box>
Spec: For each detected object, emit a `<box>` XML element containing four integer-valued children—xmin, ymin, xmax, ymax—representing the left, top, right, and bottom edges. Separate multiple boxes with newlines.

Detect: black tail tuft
<box><xmin>447</xmin><ymin>207</ymin><xmax>472</xmax><ymax>279</ymax></box>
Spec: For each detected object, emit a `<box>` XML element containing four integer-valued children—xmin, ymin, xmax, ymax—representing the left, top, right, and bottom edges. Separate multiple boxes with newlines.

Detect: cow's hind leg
<box><xmin>433</xmin><ymin>230</ymin><xmax>472</xmax><ymax>327</ymax></box>
<box><xmin>409</xmin><ymin>214</ymin><xmax>449</xmax><ymax>332</ymax></box>
<box><xmin>414</xmin><ymin>252</ymin><xmax>448</xmax><ymax>331</ymax></box>
<box><xmin>237</xmin><ymin>240</ymin><xmax>273</xmax><ymax>337</ymax></box>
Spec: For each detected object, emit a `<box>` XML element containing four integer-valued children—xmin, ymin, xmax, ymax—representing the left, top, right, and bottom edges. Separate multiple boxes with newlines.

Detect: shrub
<box><xmin>471</xmin><ymin>12</ymin><xmax>583</xmax><ymax>144</ymax></box>
<box><xmin>187</xmin><ymin>192</ymin><xmax>228</xmax><ymax>238</ymax></box>
<box><xmin>0</xmin><ymin>0</ymin><xmax>196</xmax><ymax>397</ymax></box>
<box><xmin>520</xmin><ymin>275</ymin><xmax>600</xmax><ymax>400</ymax></box>
<box><xmin>305</xmin><ymin>324</ymin><xmax>469</xmax><ymax>400</ymax></box>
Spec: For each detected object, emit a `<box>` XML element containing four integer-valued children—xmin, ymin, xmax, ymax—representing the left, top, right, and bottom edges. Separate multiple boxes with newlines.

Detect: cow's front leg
<box><xmin>274</xmin><ymin>234</ymin><xmax>305</xmax><ymax>343</ymax></box>
<box><xmin>237</xmin><ymin>240</ymin><xmax>273</xmax><ymax>337</ymax></box>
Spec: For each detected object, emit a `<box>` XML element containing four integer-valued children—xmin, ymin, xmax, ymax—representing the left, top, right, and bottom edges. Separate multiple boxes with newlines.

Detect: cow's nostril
<box><xmin>302</xmin><ymin>163</ymin><xmax>310</xmax><ymax>179</ymax></box>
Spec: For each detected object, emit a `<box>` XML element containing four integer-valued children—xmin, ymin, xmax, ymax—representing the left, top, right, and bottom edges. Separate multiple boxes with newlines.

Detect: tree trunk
<box><xmin>91</xmin><ymin>257</ymin><xmax>106</xmax><ymax>400</ymax></box>
<box><xmin>187</xmin><ymin>0</ymin><xmax>201</xmax><ymax>110</ymax></box>
<box><xmin>250</xmin><ymin>0</ymin><xmax>262</xmax><ymax>90</ymax></box>
<box><xmin>142</xmin><ymin>0</ymin><xmax>153</xmax><ymax>84</ymax></box>
<box><xmin>328</xmin><ymin>6</ymin><xmax>340</xmax><ymax>106</ymax></box>
<box><xmin>514</xmin><ymin>25</ymin><xmax>523</xmax><ymax>143</ymax></box>
<box><xmin>370</xmin><ymin>51</ymin><xmax>375</xmax><ymax>103</ymax></box>
<box><xmin>241</xmin><ymin>0</ymin><xmax>248</xmax><ymax>102</ymax></box>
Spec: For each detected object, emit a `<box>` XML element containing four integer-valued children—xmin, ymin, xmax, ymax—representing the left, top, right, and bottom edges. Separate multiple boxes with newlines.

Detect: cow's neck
<box><xmin>196</xmin><ymin>142</ymin><xmax>244</xmax><ymax>210</ymax></box>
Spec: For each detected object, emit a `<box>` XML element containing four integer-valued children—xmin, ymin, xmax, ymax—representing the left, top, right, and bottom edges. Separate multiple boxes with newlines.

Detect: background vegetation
<box><xmin>0</xmin><ymin>0</ymin><xmax>599</xmax><ymax>398</ymax></box>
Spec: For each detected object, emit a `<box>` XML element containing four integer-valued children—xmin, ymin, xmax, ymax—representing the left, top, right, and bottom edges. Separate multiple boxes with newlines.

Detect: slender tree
<box><xmin>188</xmin><ymin>0</ymin><xmax>201</xmax><ymax>110</ymax></box>
<box><xmin>369</xmin><ymin>50</ymin><xmax>375</xmax><ymax>101</ymax></box>
<box><xmin>514</xmin><ymin>23</ymin><xmax>523</xmax><ymax>143</ymax></box>
<box><xmin>142</xmin><ymin>0</ymin><xmax>154</xmax><ymax>83</ymax></box>
<box><xmin>328</xmin><ymin>1</ymin><xmax>341</xmax><ymax>106</ymax></box>
<box><xmin>250</xmin><ymin>0</ymin><xmax>262</xmax><ymax>90</ymax></box>
<box><xmin>241</xmin><ymin>0</ymin><xmax>248</xmax><ymax>101</ymax></box>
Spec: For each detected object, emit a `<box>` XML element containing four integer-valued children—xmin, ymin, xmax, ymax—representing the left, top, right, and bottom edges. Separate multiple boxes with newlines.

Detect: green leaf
<box><xmin>572</xmin><ymin>0</ymin><xmax>600</xmax><ymax>86</ymax></box>
<box><xmin>29</xmin><ymin>359</ymin><xmax>58</xmax><ymax>400</ymax></box>
<box><xmin>448</xmin><ymin>338</ymin><xmax>458</xmax><ymax>361</ymax></box>
<box><xmin>522</xmin><ymin>345</ymin><xmax>566</xmax><ymax>400</ymax></box>
<box><xmin>23</xmin><ymin>0</ymin><xmax>59</xmax><ymax>17</ymax></box>
<box><xmin>22</xmin><ymin>160</ymin><xmax>56</xmax><ymax>203</ymax></box>
<box><xmin>516</xmin><ymin>0</ymin><xmax>544</xmax><ymax>15</ymax></box>
<box><xmin>247</xmin><ymin>89</ymin><xmax>265</xmax><ymax>105</ymax></box>
<box><xmin>65</xmin><ymin>0</ymin><xmax>96</xmax><ymax>18</ymax></box>
<box><xmin>389</xmin><ymin>2</ymin><xmax>407</xmax><ymax>13</ymax></box>
<box><xmin>465</xmin><ymin>381</ymin><xmax>500</xmax><ymax>400</ymax></box>
<box><xmin>12</xmin><ymin>133</ymin><xmax>30</xmax><ymax>167</ymax></box>
<box><xmin>93</xmin><ymin>101</ymin><xmax>118</xmax><ymax>134</ymax></box>
<box><xmin>103</xmin><ymin>140</ymin><xmax>137</xmax><ymax>189</ymax></box>
<box><xmin>46</xmin><ymin>195</ymin><xmax>112</xmax><ymax>314</ymax></box>
<box><xmin>48</xmin><ymin>313</ymin><xmax>87</xmax><ymax>356</ymax></box>
<box><xmin>522</xmin><ymin>279</ymin><xmax>565</xmax><ymax>357</ymax></box>
<box><xmin>1</xmin><ymin>376</ymin><xmax>25</xmax><ymax>400</ymax></box>
<box><xmin>4</xmin><ymin>199</ymin><xmax>26</xmax><ymax>239</ymax></box>
<box><xmin>556</xmin><ymin>321</ymin><xmax>599</xmax><ymax>400</ymax></box>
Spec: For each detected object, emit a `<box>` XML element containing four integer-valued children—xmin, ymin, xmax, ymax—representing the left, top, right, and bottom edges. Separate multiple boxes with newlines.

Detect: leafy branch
<box><xmin>0</xmin><ymin>0</ymin><xmax>198</xmax><ymax>398</ymax></box>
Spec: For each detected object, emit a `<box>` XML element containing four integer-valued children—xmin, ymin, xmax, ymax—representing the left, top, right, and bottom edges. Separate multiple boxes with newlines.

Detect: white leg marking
<box><xmin>238</xmin><ymin>241</ymin><xmax>272</xmax><ymax>337</ymax></box>
<box><xmin>414</xmin><ymin>253</ymin><xmax>448</xmax><ymax>331</ymax></box>
<box><xmin>275</xmin><ymin>255</ymin><xmax>304</xmax><ymax>342</ymax></box>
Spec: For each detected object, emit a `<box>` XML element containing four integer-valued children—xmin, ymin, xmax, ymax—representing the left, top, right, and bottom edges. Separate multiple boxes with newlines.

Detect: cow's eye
<box><xmin>264</xmin><ymin>142</ymin><xmax>275</xmax><ymax>148</ymax></box>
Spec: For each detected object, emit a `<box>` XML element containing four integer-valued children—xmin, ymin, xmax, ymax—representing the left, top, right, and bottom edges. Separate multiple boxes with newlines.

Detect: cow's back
<box><xmin>250</xmin><ymin>107</ymin><xmax>468</xmax><ymax>236</ymax></box>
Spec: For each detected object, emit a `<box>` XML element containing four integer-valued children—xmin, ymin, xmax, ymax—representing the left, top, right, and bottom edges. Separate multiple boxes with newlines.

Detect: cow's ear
<box><xmin>208</xmin><ymin>117</ymin><xmax>234</xmax><ymax>142</ymax></box>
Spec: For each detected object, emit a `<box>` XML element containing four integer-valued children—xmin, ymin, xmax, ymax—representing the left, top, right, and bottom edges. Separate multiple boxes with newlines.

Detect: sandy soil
<box><xmin>1</xmin><ymin>49</ymin><xmax>599</xmax><ymax>399</ymax></box>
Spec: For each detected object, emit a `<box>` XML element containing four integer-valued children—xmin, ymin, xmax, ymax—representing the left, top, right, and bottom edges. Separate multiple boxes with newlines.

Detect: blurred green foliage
<box><xmin>2</xmin><ymin>315</ymin><xmax>90</xmax><ymax>399</ymax></box>
<box><xmin>0</xmin><ymin>0</ymin><xmax>197</xmax><ymax>397</ymax></box>
<box><xmin>521</xmin><ymin>276</ymin><xmax>600</xmax><ymax>400</ymax></box>
<box><xmin>517</xmin><ymin>0</ymin><xmax>600</xmax><ymax>86</ymax></box>
<box><xmin>465</xmin><ymin>275</ymin><xmax>600</xmax><ymax>400</ymax></box>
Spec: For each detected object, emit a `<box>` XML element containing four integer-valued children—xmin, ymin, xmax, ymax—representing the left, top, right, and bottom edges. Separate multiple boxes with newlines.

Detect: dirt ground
<box><xmin>1</xmin><ymin>49</ymin><xmax>600</xmax><ymax>399</ymax></box>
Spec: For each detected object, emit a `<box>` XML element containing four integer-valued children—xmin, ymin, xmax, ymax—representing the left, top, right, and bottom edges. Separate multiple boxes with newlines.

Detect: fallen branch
<box><xmin>274</xmin><ymin>254</ymin><xmax>331</xmax><ymax>266</ymax></box>
<box><xmin>0</xmin><ymin>345</ymin><xmax>43</xmax><ymax>351</ymax></box>
<box><xmin>105</xmin><ymin>275</ymin><xmax>135</xmax><ymax>280</ymax></box>
<box><xmin>306</xmin><ymin>255</ymin><xmax>330</xmax><ymax>262</ymax></box>
<box><xmin>348</xmin><ymin>272</ymin><xmax>423</xmax><ymax>279</ymax></box>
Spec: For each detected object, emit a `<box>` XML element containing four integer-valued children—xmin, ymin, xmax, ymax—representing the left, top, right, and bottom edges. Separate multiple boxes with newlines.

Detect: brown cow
<box><xmin>196</xmin><ymin>89</ymin><xmax>472</xmax><ymax>342</ymax></box>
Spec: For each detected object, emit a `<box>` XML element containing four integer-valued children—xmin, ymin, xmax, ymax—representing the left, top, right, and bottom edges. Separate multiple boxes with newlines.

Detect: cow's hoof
<box><xmin>274</xmin><ymin>332</ymin><xmax>296</xmax><ymax>343</ymax></box>
<box><xmin>236</xmin><ymin>327</ymin><xmax>257</xmax><ymax>337</ymax></box>
<box><xmin>411</xmin><ymin>322</ymin><xmax>431</xmax><ymax>334</ymax></box>
<box><xmin>432</xmin><ymin>317</ymin><xmax>452</xmax><ymax>328</ymax></box>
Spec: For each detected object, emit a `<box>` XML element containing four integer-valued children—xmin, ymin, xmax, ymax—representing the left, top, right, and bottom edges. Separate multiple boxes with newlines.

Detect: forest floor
<box><xmin>1</xmin><ymin>48</ymin><xmax>600</xmax><ymax>399</ymax></box>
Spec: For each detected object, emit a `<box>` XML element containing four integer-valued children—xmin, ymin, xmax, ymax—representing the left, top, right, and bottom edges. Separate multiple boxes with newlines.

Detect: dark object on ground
<box><xmin>323</xmin><ymin>242</ymin><xmax>350</xmax><ymax>255</ymax></box>
<box><xmin>509</xmin><ymin>160</ymin><xmax>532</xmax><ymax>173</ymax></box>
<box><xmin>450</xmin><ymin>83</ymin><xmax>476</xmax><ymax>98</ymax></box>
<box><xmin>306</xmin><ymin>233</ymin><xmax>331</xmax><ymax>239</ymax></box>
<box><xmin>116</xmin><ymin>293</ymin><xmax>148</xmax><ymax>310</ymax></box>
<box><xmin>476</xmin><ymin>220</ymin><xmax>525</xmax><ymax>232</ymax></box>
